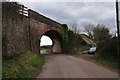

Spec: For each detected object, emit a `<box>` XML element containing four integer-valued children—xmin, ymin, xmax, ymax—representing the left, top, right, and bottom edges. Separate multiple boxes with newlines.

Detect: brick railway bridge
<box><xmin>29</xmin><ymin>9</ymin><xmax>64</xmax><ymax>54</ymax></box>
<box><xmin>2</xmin><ymin>2</ymin><xmax>68</xmax><ymax>58</ymax></box>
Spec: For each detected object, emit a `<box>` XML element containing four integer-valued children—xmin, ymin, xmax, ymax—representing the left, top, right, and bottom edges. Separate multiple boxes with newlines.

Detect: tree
<box><xmin>83</xmin><ymin>24</ymin><xmax>95</xmax><ymax>39</ymax></box>
<box><xmin>93</xmin><ymin>24</ymin><xmax>111</xmax><ymax>43</ymax></box>
<box><xmin>70</xmin><ymin>22</ymin><xmax>81</xmax><ymax>34</ymax></box>
<box><xmin>97</xmin><ymin>37</ymin><xmax>117</xmax><ymax>57</ymax></box>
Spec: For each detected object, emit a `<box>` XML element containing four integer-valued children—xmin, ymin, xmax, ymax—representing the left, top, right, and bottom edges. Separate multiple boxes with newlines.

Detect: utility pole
<box><xmin>116</xmin><ymin>0</ymin><xmax>120</xmax><ymax>78</ymax></box>
<box><xmin>116</xmin><ymin>0</ymin><xmax>120</xmax><ymax>54</ymax></box>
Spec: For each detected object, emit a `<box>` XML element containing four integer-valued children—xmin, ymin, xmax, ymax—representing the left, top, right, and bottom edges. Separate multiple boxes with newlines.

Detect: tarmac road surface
<box><xmin>37</xmin><ymin>54</ymin><xmax>118</xmax><ymax>78</ymax></box>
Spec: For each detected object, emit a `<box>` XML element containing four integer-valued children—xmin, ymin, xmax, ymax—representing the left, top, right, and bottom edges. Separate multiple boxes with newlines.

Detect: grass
<box><xmin>41</xmin><ymin>48</ymin><xmax>52</xmax><ymax>53</ymax></box>
<box><xmin>93</xmin><ymin>54</ymin><xmax>118</xmax><ymax>69</ymax></box>
<box><xmin>79</xmin><ymin>46</ymin><xmax>89</xmax><ymax>54</ymax></box>
<box><xmin>2</xmin><ymin>51</ymin><xmax>44</xmax><ymax>78</ymax></box>
<box><xmin>80</xmin><ymin>34</ymin><xmax>96</xmax><ymax>45</ymax></box>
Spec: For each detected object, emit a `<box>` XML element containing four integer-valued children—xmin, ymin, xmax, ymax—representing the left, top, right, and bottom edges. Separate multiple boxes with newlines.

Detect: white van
<box><xmin>88</xmin><ymin>46</ymin><xmax>97</xmax><ymax>55</ymax></box>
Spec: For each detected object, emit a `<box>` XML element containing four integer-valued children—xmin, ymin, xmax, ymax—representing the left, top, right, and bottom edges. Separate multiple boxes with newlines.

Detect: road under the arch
<box><xmin>37</xmin><ymin>54</ymin><xmax>118</xmax><ymax>78</ymax></box>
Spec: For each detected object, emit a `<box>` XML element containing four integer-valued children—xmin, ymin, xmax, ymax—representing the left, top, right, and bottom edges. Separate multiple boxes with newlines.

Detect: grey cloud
<box><xmin>21</xmin><ymin>2</ymin><xmax>117</xmax><ymax>33</ymax></box>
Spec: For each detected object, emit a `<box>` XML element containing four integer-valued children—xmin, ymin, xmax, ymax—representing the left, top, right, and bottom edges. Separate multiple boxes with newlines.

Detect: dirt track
<box><xmin>37</xmin><ymin>54</ymin><xmax>118</xmax><ymax>78</ymax></box>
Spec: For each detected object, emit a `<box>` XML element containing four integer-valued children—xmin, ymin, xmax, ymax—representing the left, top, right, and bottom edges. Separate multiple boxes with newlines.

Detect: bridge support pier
<box><xmin>52</xmin><ymin>39</ymin><xmax>61</xmax><ymax>53</ymax></box>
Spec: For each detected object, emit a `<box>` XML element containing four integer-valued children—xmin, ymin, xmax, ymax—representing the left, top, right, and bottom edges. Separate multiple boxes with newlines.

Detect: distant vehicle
<box><xmin>88</xmin><ymin>46</ymin><xmax>97</xmax><ymax>55</ymax></box>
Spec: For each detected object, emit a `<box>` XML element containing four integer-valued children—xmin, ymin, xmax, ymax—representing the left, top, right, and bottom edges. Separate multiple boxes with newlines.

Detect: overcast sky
<box><xmin>40</xmin><ymin>36</ymin><xmax>52</xmax><ymax>46</ymax></box>
<box><xmin>13</xmin><ymin>0</ymin><xmax>120</xmax><ymax>45</ymax></box>
<box><xmin>14</xmin><ymin>0</ymin><xmax>120</xmax><ymax>34</ymax></box>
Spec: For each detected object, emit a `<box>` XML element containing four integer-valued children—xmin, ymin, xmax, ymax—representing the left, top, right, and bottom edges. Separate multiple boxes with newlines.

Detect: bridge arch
<box><xmin>40</xmin><ymin>30</ymin><xmax>63</xmax><ymax>54</ymax></box>
<box><xmin>28</xmin><ymin>9</ymin><xmax>64</xmax><ymax>54</ymax></box>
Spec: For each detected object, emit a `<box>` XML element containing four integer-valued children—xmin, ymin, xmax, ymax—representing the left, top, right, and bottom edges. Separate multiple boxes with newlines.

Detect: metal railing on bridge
<box><xmin>17</xmin><ymin>4</ymin><xmax>28</xmax><ymax>16</ymax></box>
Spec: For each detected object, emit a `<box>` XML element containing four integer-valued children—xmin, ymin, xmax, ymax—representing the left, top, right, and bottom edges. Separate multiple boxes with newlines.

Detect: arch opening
<box><xmin>40</xmin><ymin>30</ymin><xmax>62</xmax><ymax>54</ymax></box>
<box><xmin>40</xmin><ymin>35</ymin><xmax>53</xmax><ymax>46</ymax></box>
<box><xmin>40</xmin><ymin>35</ymin><xmax>53</xmax><ymax>54</ymax></box>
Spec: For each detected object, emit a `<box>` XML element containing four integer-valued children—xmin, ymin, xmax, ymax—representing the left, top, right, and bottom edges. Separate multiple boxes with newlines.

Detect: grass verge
<box><xmin>93</xmin><ymin>54</ymin><xmax>118</xmax><ymax>69</ymax></box>
<box><xmin>2</xmin><ymin>51</ymin><xmax>44</xmax><ymax>78</ymax></box>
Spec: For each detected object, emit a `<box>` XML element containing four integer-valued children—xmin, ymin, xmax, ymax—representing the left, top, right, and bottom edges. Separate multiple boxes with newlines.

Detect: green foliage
<box><xmin>94</xmin><ymin>54</ymin><xmax>118</xmax><ymax>69</ymax></box>
<box><xmin>84</xmin><ymin>24</ymin><xmax>111</xmax><ymax>43</ymax></box>
<box><xmin>97</xmin><ymin>37</ymin><xmax>118</xmax><ymax>57</ymax></box>
<box><xmin>62</xmin><ymin>30</ymin><xmax>86</xmax><ymax>54</ymax></box>
<box><xmin>93</xmin><ymin>24</ymin><xmax>111</xmax><ymax>43</ymax></box>
<box><xmin>63</xmin><ymin>30</ymin><xmax>75</xmax><ymax>53</ymax></box>
<box><xmin>91</xmin><ymin>24</ymin><xmax>119</xmax><ymax>69</ymax></box>
<box><xmin>77</xmin><ymin>46</ymin><xmax>89</xmax><ymax>55</ymax></box>
<box><xmin>89</xmin><ymin>24</ymin><xmax>118</xmax><ymax>61</ymax></box>
<box><xmin>60</xmin><ymin>24</ymin><xmax>68</xmax><ymax>42</ymax></box>
<box><xmin>2</xmin><ymin>51</ymin><xmax>44</xmax><ymax>78</ymax></box>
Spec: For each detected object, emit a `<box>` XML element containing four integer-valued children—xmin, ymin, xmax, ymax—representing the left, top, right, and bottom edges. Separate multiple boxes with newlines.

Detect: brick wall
<box><xmin>2</xmin><ymin>3</ymin><xmax>30</xmax><ymax>58</ymax></box>
<box><xmin>2</xmin><ymin>3</ymin><xmax>63</xmax><ymax>59</ymax></box>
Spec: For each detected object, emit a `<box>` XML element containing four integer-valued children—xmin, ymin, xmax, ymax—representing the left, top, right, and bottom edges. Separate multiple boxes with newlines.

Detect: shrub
<box><xmin>97</xmin><ymin>37</ymin><xmax>117</xmax><ymax>57</ymax></box>
<box><xmin>62</xmin><ymin>30</ymin><xmax>86</xmax><ymax>54</ymax></box>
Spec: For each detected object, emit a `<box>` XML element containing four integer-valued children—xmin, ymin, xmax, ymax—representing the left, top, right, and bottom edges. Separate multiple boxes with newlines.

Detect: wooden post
<box><xmin>28</xmin><ymin>10</ymin><xmax>32</xmax><ymax>51</ymax></box>
<box><xmin>116</xmin><ymin>0</ymin><xmax>120</xmax><ymax>55</ymax></box>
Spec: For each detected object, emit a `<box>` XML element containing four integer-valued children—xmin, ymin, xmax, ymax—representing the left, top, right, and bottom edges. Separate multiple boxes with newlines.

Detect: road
<box><xmin>37</xmin><ymin>54</ymin><xmax>118</xmax><ymax>78</ymax></box>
